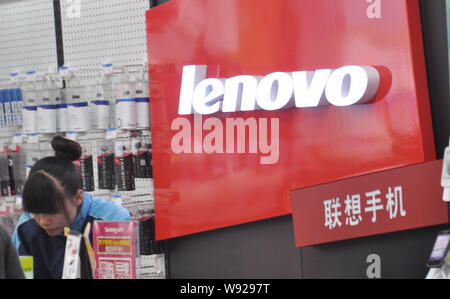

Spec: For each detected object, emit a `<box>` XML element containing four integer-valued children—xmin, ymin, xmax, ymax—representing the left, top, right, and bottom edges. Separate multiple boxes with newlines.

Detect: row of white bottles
<box><xmin>22</xmin><ymin>70</ymin><xmax>62</xmax><ymax>134</ymax></box>
<box><xmin>19</xmin><ymin>64</ymin><xmax>150</xmax><ymax>134</ymax></box>
<box><xmin>115</xmin><ymin>65</ymin><xmax>150</xmax><ymax>130</ymax></box>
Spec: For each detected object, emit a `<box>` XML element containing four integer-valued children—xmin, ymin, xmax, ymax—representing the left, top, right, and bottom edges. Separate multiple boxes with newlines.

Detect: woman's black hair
<box><xmin>22</xmin><ymin>136</ymin><xmax>82</xmax><ymax>216</ymax></box>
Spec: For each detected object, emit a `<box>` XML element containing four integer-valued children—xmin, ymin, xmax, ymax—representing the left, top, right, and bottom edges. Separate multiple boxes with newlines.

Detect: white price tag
<box><xmin>105</xmin><ymin>128</ymin><xmax>118</xmax><ymax>140</ymax></box>
<box><xmin>102</xmin><ymin>64</ymin><xmax>114</xmax><ymax>75</ymax></box>
<box><xmin>27</xmin><ymin>133</ymin><xmax>39</xmax><ymax>144</ymax></box>
<box><xmin>15</xmin><ymin>195</ymin><xmax>23</xmax><ymax>210</ymax></box>
<box><xmin>66</xmin><ymin>131</ymin><xmax>77</xmax><ymax>141</ymax></box>
<box><xmin>12</xmin><ymin>134</ymin><xmax>23</xmax><ymax>144</ymax></box>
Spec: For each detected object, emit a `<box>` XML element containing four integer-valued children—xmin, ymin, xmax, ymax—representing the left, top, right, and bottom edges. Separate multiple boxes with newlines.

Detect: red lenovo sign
<box><xmin>147</xmin><ymin>0</ymin><xmax>436</xmax><ymax>240</ymax></box>
<box><xmin>290</xmin><ymin>160</ymin><xmax>449</xmax><ymax>247</ymax></box>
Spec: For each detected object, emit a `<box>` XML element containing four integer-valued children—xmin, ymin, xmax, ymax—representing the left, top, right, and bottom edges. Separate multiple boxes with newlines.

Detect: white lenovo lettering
<box><xmin>178</xmin><ymin>65</ymin><xmax>380</xmax><ymax>115</ymax></box>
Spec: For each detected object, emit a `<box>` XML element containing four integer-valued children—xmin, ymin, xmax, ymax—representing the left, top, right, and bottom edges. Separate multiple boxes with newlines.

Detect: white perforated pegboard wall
<box><xmin>0</xmin><ymin>0</ymin><xmax>58</xmax><ymax>89</ymax></box>
<box><xmin>60</xmin><ymin>0</ymin><xmax>150</xmax><ymax>82</ymax></box>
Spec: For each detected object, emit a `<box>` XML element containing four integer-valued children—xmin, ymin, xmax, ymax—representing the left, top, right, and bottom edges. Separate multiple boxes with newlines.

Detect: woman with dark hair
<box><xmin>12</xmin><ymin>136</ymin><xmax>130</xmax><ymax>279</ymax></box>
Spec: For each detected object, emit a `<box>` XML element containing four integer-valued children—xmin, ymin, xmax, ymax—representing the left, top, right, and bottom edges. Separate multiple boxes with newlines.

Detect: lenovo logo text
<box><xmin>178</xmin><ymin>65</ymin><xmax>380</xmax><ymax>115</ymax></box>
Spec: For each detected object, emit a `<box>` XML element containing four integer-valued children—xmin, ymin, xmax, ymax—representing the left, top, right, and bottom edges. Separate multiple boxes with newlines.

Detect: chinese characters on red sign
<box><xmin>324</xmin><ymin>186</ymin><xmax>406</xmax><ymax>231</ymax></box>
<box><xmin>291</xmin><ymin>160</ymin><xmax>449</xmax><ymax>247</ymax></box>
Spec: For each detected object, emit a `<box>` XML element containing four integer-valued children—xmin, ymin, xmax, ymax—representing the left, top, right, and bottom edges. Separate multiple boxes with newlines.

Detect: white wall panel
<box><xmin>0</xmin><ymin>0</ymin><xmax>58</xmax><ymax>88</ymax></box>
<box><xmin>60</xmin><ymin>0</ymin><xmax>150</xmax><ymax>83</ymax></box>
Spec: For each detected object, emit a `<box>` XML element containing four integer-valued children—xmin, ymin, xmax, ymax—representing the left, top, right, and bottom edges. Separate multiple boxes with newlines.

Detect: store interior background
<box><xmin>0</xmin><ymin>0</ymin><xmax>449</xmax><ymax>279</ymax></box>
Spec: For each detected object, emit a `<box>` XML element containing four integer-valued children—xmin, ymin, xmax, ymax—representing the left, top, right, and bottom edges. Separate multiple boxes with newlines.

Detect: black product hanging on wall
<box><xmin>97</xmin><ymin>144</ymin><xmax>115</xmax><ymax>190</ymax></box>
<box><xmin>115</xmin><ymin>140</ymin><xmax>135</xmax><ymax>191</ymax></box>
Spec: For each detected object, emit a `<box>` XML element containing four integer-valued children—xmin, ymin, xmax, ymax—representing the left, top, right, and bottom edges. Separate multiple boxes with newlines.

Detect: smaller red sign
<box><xmin>93</xmin><ymin>221</ymin><xmax>137</xmax><ymax>279</ymax></box>
<box><xmin>290</xmin><ymin>160</ymin><xmax>449</xmax><ymax>248</ymax></box>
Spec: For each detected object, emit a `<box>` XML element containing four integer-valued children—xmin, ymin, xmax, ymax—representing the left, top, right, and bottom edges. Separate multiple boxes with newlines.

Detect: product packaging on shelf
<box><xmin>57</xmin><ymin>67</ymin><xmax>69</xmax><ymax>132</ymax></box>
<box><xmin>97</xmin><ymin>141</ymin><xmax>115</xmax><ymax>190</ymax></box>
<box><xmin>132</xmin><ymin>137</ymin><xmax>152</xmax><ymax>179</ymax></box>
<box><xmin>1</xmin><ymin>89</ymin><xmax>13</xmax><ymax>128</ymax></box>
<box><xmin>139</xmin><ymin>217</ymin><xmax>163</xmax><ymax>255</ymax></box>
<box><xmin>67</xmin><ymin>77</ymin><xmax>91</xmax><ymax>132</ymax></box>
<box><xmin>114</xmin><ymin>139</ymin><xmax>135</xmax><ymax>191</ymax></box>
<box><xmin>7</xmin><ymin>145</ymin><xmax>25</xmax><ymax>196</ymax></box>
<box><xmin>36</xmin><ymin>75</ymin><xmax>57</xmax><ymax>134</ymax></box>
<box><xmin>22</xmin><ymin>71</ymin><xmax>37</xmax><ymax>134</ymax></box>
<box><xmin>76</xmin><ymin>142</ymin><xmax>95</xmax><ymax>192</ymax></box>
<box><xmin>16</xmin><ymin>88</ymin><xmax>23</xmax><ymax>127</ymax></box>
<box><xmin>9</xmin><ymin>73</ymin><xmax>23</xmax><ymax>127</ymax></box>
<box><xmin>0</xmin><ymin>148</ymin><xmax>10</xmax><ymax>196</ymax></box>
<box><xmin>0</xmin><ymin>90</ymin><xmax>7</xmax><ymax>128</ymax></box>
<box><xmin>58</xmin><ymin>88</ymin><xmax>69</xmax><ymax>132</ymax></box>
<box><xmin>8</xmin><ymin>90</ymin><xmax>19</xmax><ymax>127</ymax></box>
<box><xmin>24</xmin><ymin>143</ymin><xmax>40</xmax><ymax>179</ymax></box>
<box><xmin>134</xmin><ymin>65</ymin><xmax>150</xmax><ymax>129</ymax></box>
<box><xmin>90</xmin><ymin>72</ymin><xmax>112</xmax><ymax>130</ymax></box>
<box><xmin>115</xmin><ymin>68</ymin><xmax>136</xmax><ymax>130</ymax></box>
